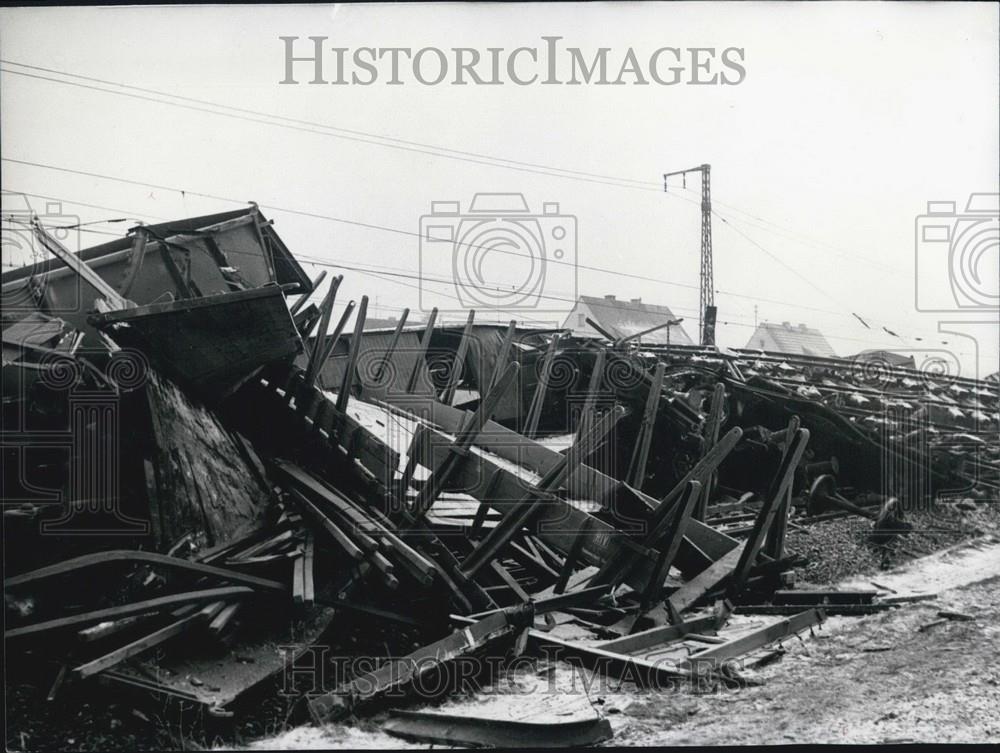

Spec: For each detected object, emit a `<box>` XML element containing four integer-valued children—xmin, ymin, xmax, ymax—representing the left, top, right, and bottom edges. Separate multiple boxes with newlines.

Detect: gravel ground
<box><xmin>786</xmin><ymin>498</ymin><xmax>995</xmax><ymax>585</ymax></box>
<box><xmin>616</xmin><ymin>554</ymin><xmax>1000</xmax><ymax>745</ymax></box>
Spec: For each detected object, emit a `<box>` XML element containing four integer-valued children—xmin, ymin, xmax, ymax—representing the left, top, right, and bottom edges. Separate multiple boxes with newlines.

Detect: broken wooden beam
<box><xmin>6</xmin><ymin>586</ymin><xmax>254</xmax><ymax>641</ymax></box>
<box><xmin>303</xmin><ymin>275</ymin><xmax>342</xmax><ymax>386</ymax></box>
<box><xmin>576</xmin><ymin>347</ymin><xmax>606</xmax><ymax>441</ymax></box>
<box><xmin>285</xmin><ymin>488</ymin><xmax>366</xmax><ymax>561</ymax></box>
<box><xmin>384</xmin><ymin>706</ymin><xmax>613</xmax><ymax>748</ymax></box>
<box><xmin>763</xmin><ymin>415</ymin><xmax>801</xmax><ymax>560</ymax></box>
<box><xmin>668</xmin><ymin>544</ymin><xmax>745</xmax><ymax>615</ymax></box>
<box><xmin>458</xmin><ymin>406</ymin><xmax>624</xmax><ymax>579</ymax></box>
<box><xmin>695</xmin><ymin>383</ymin><xmax>726</xmax><ymax>521</ymax></box>
<box><xmin>374</xmin><ymin>307</ymin><xmax>409</xmax><ymax>386</ymax></box>
<box><xmin>523</xmin><ymin>333</ymin><xmax>560</xmax><ymax>438</ymax></box>
<box><xmin>595</xmin><ymin>611</ymin><xmax>725</xmax><ymax>655</ymax></box>
<box><xmin>680</xmin><ymin>608</ymin><xmax>824</xmax><ymax>675</ymax></box>
<box><xmin>335</xmin><ymin>294</ymin><xmax>368</xmax><ymax>414</ymax></box>
<box><xmin>406</xmin><ymin>306</ymin><xmax>437</xmax><ymax>393</ymax></box>
<box><xmin>72</xmin><ymin>602</ymin><xmax>228</xmax><ymax>680</ymax></box>
<box><xmin>626</xmin><ymin>361</ymin><xmax>665</xmax><ymax>489</ymax></box>
<box><xmin>440</xmin><ymin>309</ymin><xmax>475</xmax><ymax>406</ymax></box>
<box><xmin>727</xmin><ymin>427</ymin><xmax>810</xmax><ymax>599</ymax></box>
<box><xmin>5</xmin><ymin>550</ymin><xmax>287</xmax><ymax>593</ymax></box>
<box><xmin>407</xmin><ymin>362</ymin><xmax>520</xmax><ymax>521</ymax></box>
<box><xmin>307</xmin><ymin>604</ymin><xmax>534</xmax><ymax>722</ymax></box>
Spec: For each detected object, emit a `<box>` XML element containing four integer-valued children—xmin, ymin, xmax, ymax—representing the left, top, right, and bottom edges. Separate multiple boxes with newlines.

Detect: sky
<box><xmin>1</xmin><ymin>2</ymin><xmax>998</xmax><ymax>378</ymax></box>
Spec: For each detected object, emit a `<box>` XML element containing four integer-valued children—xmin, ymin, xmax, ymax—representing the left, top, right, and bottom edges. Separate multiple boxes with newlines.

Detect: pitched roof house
<box><xmin>561</xmin><ymin>294</ymin><xmax>695</xmax><ymax>345</ymax></box>
<box><xmin>744</xmin><ymin>321</ymin><xmax>837</xmax><ymax>358</ymax></box>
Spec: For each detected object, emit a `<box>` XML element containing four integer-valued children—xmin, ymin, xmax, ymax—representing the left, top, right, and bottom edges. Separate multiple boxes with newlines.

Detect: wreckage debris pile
<box><xmin>3</xmin><ymin>208</ymin><xmax>998</xmax><ymax>744</ymax></box>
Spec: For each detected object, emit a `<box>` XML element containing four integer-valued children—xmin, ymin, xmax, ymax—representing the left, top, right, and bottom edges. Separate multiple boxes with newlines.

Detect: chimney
<box><xmin>630</xmin><ymin>297</ymin><xmax>642</xmax><ymax>304</ymax></box>
<box><xmin>604</xmin><ymin>294</ymin><xmax>616</xmax><ymax>301</ymax></box>
<box><xmin>799</xmin><ymin>323</ymin><xmax>808</xmax><ymax>331</ymax></box>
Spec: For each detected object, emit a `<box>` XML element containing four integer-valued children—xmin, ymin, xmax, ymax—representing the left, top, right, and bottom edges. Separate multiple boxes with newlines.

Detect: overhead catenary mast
<box><xmin>664</xmin><ymin>163</ymin><xmax>716</xmax><ymax>347</ymax></box>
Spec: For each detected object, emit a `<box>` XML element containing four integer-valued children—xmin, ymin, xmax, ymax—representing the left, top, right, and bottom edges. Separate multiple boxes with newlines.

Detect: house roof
<box><xmin>745</xmin><ymin>321</ymin><xmax>837</xmax><ymax>358</ymax></box>
<box><xmin>569</xmin><ymin>295</ymin><xmax>695</xmax><ymax>345</ymax></box>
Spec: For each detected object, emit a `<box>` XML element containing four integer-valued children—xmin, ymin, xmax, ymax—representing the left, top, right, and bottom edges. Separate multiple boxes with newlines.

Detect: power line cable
<box><xmin>2</xmin><ymin>180</ymin><xmax>967</xmax><ymax>351</ymax></box>
<box><xmin>0</xmin><ymin>64</ymin><xmax>659</xmax><ymax>193</ymax></box>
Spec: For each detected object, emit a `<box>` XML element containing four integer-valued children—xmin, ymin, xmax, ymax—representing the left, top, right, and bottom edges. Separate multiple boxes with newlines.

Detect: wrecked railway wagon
<box><xmin>3</xmin><ymin>206</ymin><xmax>998</xmax><ymax>743</ymax></box>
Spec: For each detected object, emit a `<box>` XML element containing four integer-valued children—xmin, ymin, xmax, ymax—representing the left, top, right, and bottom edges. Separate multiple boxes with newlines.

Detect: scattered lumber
<box><xmin>6</xmin><ymin>205</ymin><xmax>993</xmax><ymax>744</ymax></box>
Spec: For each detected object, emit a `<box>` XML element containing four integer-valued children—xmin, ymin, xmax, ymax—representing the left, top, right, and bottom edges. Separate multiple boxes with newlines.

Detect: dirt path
<box><xmin>615</xmin><ymin>536</ymin><xmax>1000</xmax><ymax>745</ymax></box>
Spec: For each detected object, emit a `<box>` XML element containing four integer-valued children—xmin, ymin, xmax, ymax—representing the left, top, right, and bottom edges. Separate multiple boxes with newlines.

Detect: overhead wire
<box><xmin>1</xmin><ymin>181</ymin><xmax>971</xmax><ymax>352</ymax></box>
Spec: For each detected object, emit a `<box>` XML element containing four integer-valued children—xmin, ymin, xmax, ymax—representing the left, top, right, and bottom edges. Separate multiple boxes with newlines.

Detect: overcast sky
<box><xmin>1</xmin><ymin>2</ymin><xmax>997</xmax><ymax>378</ymax></box>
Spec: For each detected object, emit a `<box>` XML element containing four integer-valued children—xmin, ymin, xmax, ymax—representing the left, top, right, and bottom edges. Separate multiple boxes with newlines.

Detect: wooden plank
<box><xmin>590</xmin><ymin>428</ymin><xmax>744</xmax><ymax>588</ymax></box>
<box><xmin>78</xmin><ymin>613</ymin><xmax>159</xmax><ymax>643</ymax></box>
<box><xmin>408</xmin><ymin>362</ymin><xmax>520</xmax><ymax>520</ymax></box>
<box><xmin>6</xmin><ymin>586</ymin><xmax>253</xmax><ymax>640</ymax></box>
<box><xmin>487</xmin><ymin>320</ymin><xmax>517</xmax><ymax>394</ymax></box>
<box><xmin>289</xmin><ymin>270</ymin><xmax>327</xmax><ymax>316</ymax></box>
<box><xmin>286</xmin><ymin>488</ymin><xmax>365</xmax><ymax>561</ymax></box>
<box><xmin>523</xmin><ymin>334</ymin><xmax>560</xmax><ymax>438</ymax></box>
<box><xmin>576</xmin><ymin>347</ymin><xmax>606</xmax><ymax>441</ymax></box>
<box><xmin>303</xmin><ymin>276</ymin><xmax>340</xmax><ymax>386</ymax></box>
<box><xmin>596</xmin><ymin>612</ymin><xmax>722</xmax><ymax>655</ymax></box>
<box><xmin>5</xmin><ymin>550</ymin><xmax>285</xmax><ymax>593</ymax></box>
<box><xmin>695</xmin><ymin>383</ymin><xmax>726</xmax><ymax>521</ymax></box>
<box><xmin>406</xmin><ymin>307</ymin><xmax>437</xmax><ymax>394</ymax></box>
<box><xmin>308</xmin><ymin>606</ymin><xmax>533</xmax><ymax>722</ymax></box>
<box><xmin>372</xmin><ymin>307</ymin><xmax>409</xmax><ymax>389</ymax></box>
<box><xmin>680</xmin><ymin>608</ymin><xmax>824</xmax><ymax>674</ymax></box>
<box><xmin>668</xmin><ymin>544</ymin><xmax>745</xmax><ymax>614</ymax></box>
<box><xmin>208</xmin><ymin>602</ymin><xmax>243</xmax><ymax>637</ymax></box>
<box><xmin>458</xmin><ymin>407</ymin><xmax>624</xmax><ymax>578</ymax></box>
<box><xmin>292</xmin><ymin>552</ymin><xmax>306</xmax><ymax>605</ymax></box>
<box><xmin>554</xmin><ymin>518</ymin><xmax>591</xmax><ymax>594</ymax></box>
<box><xmin>764</xmin><ymin>415</ymin><xmax>802</xmax><ymax>560</ymax></box>
<box><xmin>626</xmin><ymin>361</ymin><xmax>665</xmax><ymax>488</ymax></box>
<box><xmin>411</xmin><ymin>425</ymin><xmax>663</xmax><ymax>593</ymax></box>
<box><xmin>31</xmin><ymin>219</ymin><xmax>129</xmax><ymax>309</ymax></box>
<box><xmin>636</xmin><ymin>480</ymin><xmax>702</xmax><ymax>605</ymax></box>
<box><xmin>440</xmin><ymin>309</ymin><xmax>475</xmax><ymax>405</ymax></box>
<box><xmin>315</xmin><ymin>299</ymin><xmax>356</xmax><ymax>390</ymax></box>
<box><xmin>72</xmin><ymin>604</ymin><xmax>226</xmax><ymax>680</ymax></box>
<box><xmin>490</xmin><ymin>561</ymin><xmax>531</xmax><ymax>602</ymax></box>
<box><xmin>378</xmin><ymin>392</ymin><xmax>567</xmax><ymax>483</ymax></box>
<box><xmin>384</xmin><ymin>707</ymin><xmax>612</xmax><ymax>748</ymax></box>
<box><xmin>335</xmin><ymin>295</ymin><xmax>368</xmax><ymax>413</ymax></box>
<box><xmin>728</xmin><ymin>428</ymin><xmax>810</xmax><ymax>599</ymax></box>
<box><xmin>526</xmin><ymin>630</ymin><xmax>691</xmax><ymax>686</ymax></box>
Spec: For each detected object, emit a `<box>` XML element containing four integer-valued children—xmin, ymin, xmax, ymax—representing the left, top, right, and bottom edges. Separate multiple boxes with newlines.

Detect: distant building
<box><xmin>744</xmin><ymin>321</ymin><xmax>837</xmax><ymax>358</ymax></box>
<box><xmin>848</xmin><ymin>349</ymin><xmax>916</xmax><ymax>369</ymax></box>
<box><xmin>561</xmin><ymin>294</ymin><xmax>694</xmax><ymax>345</ymax></box>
